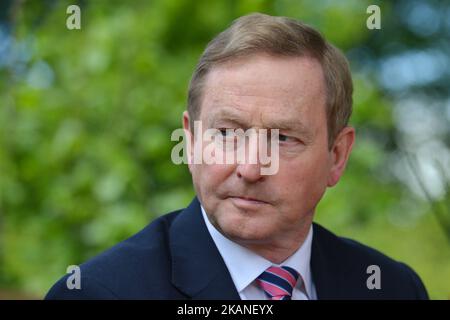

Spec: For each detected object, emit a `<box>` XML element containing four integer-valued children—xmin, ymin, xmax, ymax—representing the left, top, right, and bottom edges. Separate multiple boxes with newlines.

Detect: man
<box><xmin>46</xmin><ymin>13</ymin><xmax>428</xmax><ymax>300</ymax></box>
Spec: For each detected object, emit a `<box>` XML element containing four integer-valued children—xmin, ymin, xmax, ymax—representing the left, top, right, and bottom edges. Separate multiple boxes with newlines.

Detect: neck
<box><xmin>240</xmin><ymin>221</ymin><xmax>312</xmax><ymax>264</ymax></box>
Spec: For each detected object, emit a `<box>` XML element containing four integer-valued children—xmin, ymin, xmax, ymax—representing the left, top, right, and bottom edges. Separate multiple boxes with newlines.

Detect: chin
<box><xmin>215</xmin><ymin>213</ymin><xmax>275</xmax><ymax>243</ymax></box>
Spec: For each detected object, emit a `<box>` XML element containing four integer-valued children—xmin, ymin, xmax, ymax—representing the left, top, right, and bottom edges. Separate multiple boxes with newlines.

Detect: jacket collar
<box><xmin>310</xmin><ymin>223</ymin><xmax>342</xmax><ymax>299</ymax></box>
<box><xmin>169</xmin><ymin>197</ymin><xmax>241</xmax><ymax>299</ymax></box>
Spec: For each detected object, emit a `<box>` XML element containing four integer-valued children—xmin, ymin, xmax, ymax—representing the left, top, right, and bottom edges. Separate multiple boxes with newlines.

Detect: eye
<box><xmin>218</xmin><ymin>128</ymin><xmax>234</xmax><ymax>136</ymax></box>
<box><xmin>278</xmin><ymin>134</ymin><xmax>297</xmax><ymax>142</ymax></box>
<box><xmin>216</xmin><ymin>128</ymin><xmax>238</xmax><ymax>140</ymax></box>
<box><xmin>277</xmin><ymin>133</ymin><xmax>302</xmax><ymax>145</ymax></box>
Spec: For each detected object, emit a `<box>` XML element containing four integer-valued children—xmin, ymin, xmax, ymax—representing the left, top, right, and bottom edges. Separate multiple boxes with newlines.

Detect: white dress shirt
<box><xmin>201</xmin><ymin>205</ymin><xmax>317</xmax><ymax>300</ymax></box>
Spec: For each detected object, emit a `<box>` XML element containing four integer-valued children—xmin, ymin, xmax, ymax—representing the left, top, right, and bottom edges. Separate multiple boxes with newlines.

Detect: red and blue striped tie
<box><xmin>256</xmin><ymin>266</ymin><xmax>300</xmax><ymax>300</ymax></box>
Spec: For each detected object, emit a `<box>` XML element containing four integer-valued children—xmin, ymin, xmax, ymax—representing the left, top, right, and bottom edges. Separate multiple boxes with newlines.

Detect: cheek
<box><xmin>191</xmin><ymin>164</ymin><xmax>235</xmax><ymax>194</ymax></box>
<box><xmin>277</xmin><ymin>154</ymin><xmax>330</xmax><ymax>202</ymax></box>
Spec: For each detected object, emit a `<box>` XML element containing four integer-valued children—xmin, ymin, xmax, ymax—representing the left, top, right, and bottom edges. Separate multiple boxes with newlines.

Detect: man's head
<box><xmin>182</xmin><ymin>13</ymin><xmax>355</xmax><ymax>261</ymax></box>
<box><xmin>187</xmin><ymin>13</ymin><xmax>353</xmax><ymax>149</ymax></box>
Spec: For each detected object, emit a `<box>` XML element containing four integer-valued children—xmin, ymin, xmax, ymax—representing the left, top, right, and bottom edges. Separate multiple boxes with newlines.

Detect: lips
<box><xmin>227</xmin><ymin>195</ymin><xmax>270</xmax><ymax>208</ymax></box>
<box><xmin>230</xmin><ymin>196</ymin><xmax>267</xmax><ymax>203</ymax></box>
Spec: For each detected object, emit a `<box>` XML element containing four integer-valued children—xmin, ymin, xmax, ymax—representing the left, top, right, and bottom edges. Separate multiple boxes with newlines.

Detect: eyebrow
<box><xmin>266</xmin><ymin>118</ymin><xmax>311</xmax><ymax>133</ymax></box>
<box><xmin>207</xmin><ymin>108</ymin><xmax>314</xmax><ymax>139</ymax></box>
<box><xmin>207</xmin><ymin>109</ymin><xmax>245</xmax><ymax>125</ymax></box>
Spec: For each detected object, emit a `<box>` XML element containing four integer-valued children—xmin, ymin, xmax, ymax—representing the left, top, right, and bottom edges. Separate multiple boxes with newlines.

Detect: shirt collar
<box><xmin>200</xmin><ymin>205</ymin><xmax>314</xmax><ymax>298</ymax></box>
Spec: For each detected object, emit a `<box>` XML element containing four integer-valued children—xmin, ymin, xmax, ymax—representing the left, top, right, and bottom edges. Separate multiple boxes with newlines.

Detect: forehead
<box><xmin>200</xmin><ymin>54</ymin><xmax>327</xmax><ymax>128</ymax></box>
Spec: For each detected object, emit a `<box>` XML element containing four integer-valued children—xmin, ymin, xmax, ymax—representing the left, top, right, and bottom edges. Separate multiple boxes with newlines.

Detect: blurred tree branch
<box><xmin>404</xmin><ymin>151</ymin><xmax>450</xmax><ymax>244</ymax></box>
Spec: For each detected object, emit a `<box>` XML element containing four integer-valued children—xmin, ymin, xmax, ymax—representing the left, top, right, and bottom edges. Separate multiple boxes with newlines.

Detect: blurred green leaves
<box><xmin>0</xmin><ymin>0</ymin><xmax>448</xmax><ymax>299</ymax></box>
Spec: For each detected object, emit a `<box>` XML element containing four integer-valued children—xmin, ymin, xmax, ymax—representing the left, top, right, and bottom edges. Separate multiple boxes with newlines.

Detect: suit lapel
<box><xmin>310</xmin><ymin>223</ymin><xmax>342</xmax><ymax>299</ymax></box>
<box><xmin>169</xmin><ymin>197</ymin><xmax>241</xmax><ymax>300</ymax></box>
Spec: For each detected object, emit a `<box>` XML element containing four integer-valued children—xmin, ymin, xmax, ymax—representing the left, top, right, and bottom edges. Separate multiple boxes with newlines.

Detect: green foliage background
<box><xmin>0</xmin><ymin>0</ymin><xmax>449</xmax><ymax>299</ymax></box>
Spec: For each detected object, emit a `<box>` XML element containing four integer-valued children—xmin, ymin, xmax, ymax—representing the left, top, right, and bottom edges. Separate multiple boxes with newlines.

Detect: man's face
<box><xmin>185</xmin><ymin>53</ymin><xmax>342</xmax><ymax>247</ymax></box>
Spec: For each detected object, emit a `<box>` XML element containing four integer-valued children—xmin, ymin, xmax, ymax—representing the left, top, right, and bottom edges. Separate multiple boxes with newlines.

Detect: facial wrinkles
<box><xmin>206</xmin><ymin>89</ymin><xmax>301</xmax><ymax>130</ymax></box>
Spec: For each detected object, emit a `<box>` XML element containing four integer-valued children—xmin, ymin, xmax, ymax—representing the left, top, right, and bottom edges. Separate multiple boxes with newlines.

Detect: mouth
<box><xmin>227</xmin><ymin>195</ymin><xmax>269</xmax><ymax>209</ymax></box>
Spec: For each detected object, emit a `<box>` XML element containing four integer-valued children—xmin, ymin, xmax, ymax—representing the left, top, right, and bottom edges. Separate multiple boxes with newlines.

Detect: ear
<box><xmin>327</xmin><ymin>126</ymin><xmax>355</xmax><ymax>187</ymax></box>
<box><xmin>182</xmin><ymin>111</ymin><xmax>194</xmax><ymax>173</ymax></box>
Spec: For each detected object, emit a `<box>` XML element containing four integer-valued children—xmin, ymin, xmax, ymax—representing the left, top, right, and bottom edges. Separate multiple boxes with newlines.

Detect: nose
<box><xmin>236</xmin><ymin>162</ymin><xmax>264</xmax><ymax>183</ymax></box>
<box><xmin>235</xmin><ymin>132</ymin><xmax>265</xmax><ymax>183</ymax></box>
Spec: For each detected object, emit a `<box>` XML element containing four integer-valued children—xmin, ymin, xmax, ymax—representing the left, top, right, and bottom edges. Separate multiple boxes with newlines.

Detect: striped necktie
<box><xmin>256</xmin><ymin>266</ymin><xmax>300</xmax><ymax>300</ymax></box>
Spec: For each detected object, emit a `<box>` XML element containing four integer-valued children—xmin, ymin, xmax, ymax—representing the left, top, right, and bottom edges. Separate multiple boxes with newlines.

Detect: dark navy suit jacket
<box><xmin>45</xmin><ymin>197</ymin><xmax>428</xmax><ymax>299</ymax></box>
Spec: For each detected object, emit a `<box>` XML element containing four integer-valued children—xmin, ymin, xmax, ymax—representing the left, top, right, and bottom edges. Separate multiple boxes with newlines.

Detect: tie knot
<box><xmin>257</xmin><ymin>266</ymin><xmax>300</xmax><ymax>300</ymax></box>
